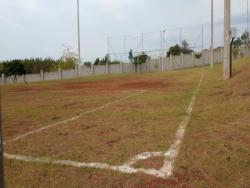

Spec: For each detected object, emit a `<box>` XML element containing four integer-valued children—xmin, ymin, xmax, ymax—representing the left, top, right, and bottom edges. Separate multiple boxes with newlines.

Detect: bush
<box><xmin>195</xmin><ymin>53</ymin><xmax>202</xmax><ymax>59</ymax></box>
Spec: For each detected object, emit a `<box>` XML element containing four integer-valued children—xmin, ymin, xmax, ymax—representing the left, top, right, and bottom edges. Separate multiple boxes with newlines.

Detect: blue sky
<box><xmin>0</xmin><ymin>0</ymin><xmax>248</xmax><ymax>62</ymax></box>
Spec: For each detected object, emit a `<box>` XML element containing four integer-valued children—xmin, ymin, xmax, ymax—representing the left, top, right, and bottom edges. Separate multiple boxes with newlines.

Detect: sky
<box><xmin>0</xmin><ymin>0</ymin><xmax>248</xmax><ymax>62</ymax></box>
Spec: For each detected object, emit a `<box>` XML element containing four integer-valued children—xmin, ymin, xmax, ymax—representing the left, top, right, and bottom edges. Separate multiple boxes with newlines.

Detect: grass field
<box><xmin>2</xmin><ymin>58</ymin><xmax>250</xmax><ymax>188</ymax></box>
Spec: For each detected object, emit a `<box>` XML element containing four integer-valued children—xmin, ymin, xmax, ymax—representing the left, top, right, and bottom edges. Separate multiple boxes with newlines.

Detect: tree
<box><xmin>94</xmin><ymin>58</ymin><xmax>100</xmax><ymax>65</ymax></box>
<box><xmin>133</xmin><ymin>52</ymin><xmax>149</xmax><ymax>65</ymax></box>
<box><xmin>60</xmin><ymin>45</ymin><xmax>77</xmax><ymax>70</ymax></box>
<box><xmin>167</xmin><ymin>44</ymin><xmax>181</xmax><ymax>57</ymax></box>
<box><xmin>241</xmin><ymin>32</ymin><xmax>250</xmax><ymax>44</ymax></box>
<box><xmin>104</xmin><ymin>54</ymin><xmax>111</xmax><ymax>64</ymax></box>
<box><xmin>181</xmin><ymin>40</ymin><xmax>193</xmax><ymax>54</ymax></box>
<box><xmin>167</xmin><ymin>40</ymin><xmax>193</xmax><ymax>57</ymax></box>
<box><xmin>232</xmin><ymin>32</ymin><xmax>250</xmax><ymax>58</ymax></box>
<box><xmin>84</xmin><ymin>62</ymin><xmax>92</xmax><ymax>67</ymax></box>
<box><xmin>128</xmin><ymin>49</ymin><xmax>134</xmax><ymax>63</ymax></box>
<box><xmin>3</xmin><ymin>60</ymin><xmax>26</xmax><ymax>82</ymax></box>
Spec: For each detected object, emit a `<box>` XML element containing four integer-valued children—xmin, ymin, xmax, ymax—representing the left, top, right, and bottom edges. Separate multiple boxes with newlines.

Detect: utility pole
<box><xmin>163</xmin><ymin>30</ymin><xmax>166</xmax><ymax>57</ymax></box>
<box><xmin>211</xmin><ymin>0</ymin><xmax>214</xmax><ymax>70</ymax></box>
<box><xmin>160</xmin><ymin>31</ymin><xmax>163</xmax><ymax>57</ymax></box>
<box><xmin>180</xmin><ymin>27</ymin><xmax>182</xmax><ymax>47</ymax></box>
<box><xmin>180</xmin><ymin>28</ymin><xmax>182</xmax><ymax>46</ymax></box>
<box><xmin>202</xmin><ymin>24</ymin><xmax>204</xmax><ymax>52</ymax></box>
<box><xmin>0</xmin><ymin>87</ymin><xmax>4</xmax><ymax>188</ymax></box>
<box><xmin>224</xmin><ymin>0</ymin><xmax>231</xmax><ymax>80</ymax></box>
<box><xmin>77</xmin><ymin>0</ymin><xmax>81</xmax><ymax>76</ymax></box>
<box><xmin>107</xmin><ymin>37</ymin><xmax>110</xmax><ymax>56</ymax></box>
<box><xmin>141</xmin><ymin>33</ymin><xmax>144</xmax><ymax>52</ymax></box>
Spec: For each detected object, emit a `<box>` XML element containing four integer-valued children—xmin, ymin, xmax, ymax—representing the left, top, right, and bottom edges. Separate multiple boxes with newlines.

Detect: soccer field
<box><xmin>2</xmin><ymin>58</ymin><xmax>250</xmax><ymax>187</ymax></box>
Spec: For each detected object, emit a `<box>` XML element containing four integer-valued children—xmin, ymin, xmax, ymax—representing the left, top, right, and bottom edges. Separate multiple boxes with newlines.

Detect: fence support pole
<box><xmin>159</xmin><ymin>58</ymin><xmax>162</xmax><ymax>72</ymax></box>
<box><xmin>120</xmin><ymin>62</ymin><xmax>123</xmax><ymax>73</ymax></box>
<box><xmin>106</xmin><ymin>63</ymin><xmax>109</xmax><ymax>74</ymax></box>
<box><xmin>40</xmin><ymin>70</ymin><xmax>44</xmax><ymax>81</ymax></box>
<box><xmin>171</xmin><ymin>55</ymin><xmax>173</xmax><ymax>71</ymax></box>
<box><xmin>1</xmin><ymin>74</ymin><xmax>4</xmax><ymax>85</ymax></box>
<box><xmin>91</xmin><ymin>64</ymin><xmax>95</xmax><ymax>75</ymax></box>
<box><xmin>181</xmin><ymin>53</ymin><xmax>184</xmax><ymax>69</ymax></box>
<box><xmin>58</xmin><ymin>68</ymin><xmax>62</xmax><ymax>79</ymax></box>
<box><xmin>161</xmin><ymin>57</ymin><xmax>164</xmax><ymax>72</ymax></box>
<box><xmin>146</xmin><ymin>59</ymin><xmax>149</xmax><ymax>72</ymax></box>
<box><xmin>192</xmin><ymin>52</ymin><xmax>195</xmax><ymax>67</ymax></box>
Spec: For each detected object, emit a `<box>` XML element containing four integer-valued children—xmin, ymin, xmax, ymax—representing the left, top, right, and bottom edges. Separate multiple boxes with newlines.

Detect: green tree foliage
<box><xmin>195</xmin><ymin>53</ymin><xmax>202</xmax><ymax>59</ymax></box>
<box><xmin>94</xmin><ymin>58</ymin><xmax>100</xmax><ymax>65</ymax></box>
<box><xmin>0</xmin><ymin>45</ymin><xmax>77</xmax><ymax>75</ymax></box>
<box><xmin>232</xmin><ymin>32</ymin><xmax>250</xmax><ymax>58</ymax></box>
<box><xmin>84</xmin><ymin>62</ymin><xmax>92</xmax><ymax>67</ymax></box>
<box><xmin>167</xmin><ymin>40</ymin><xmax>193</xmax><ymax>57</ymax></box>
<box><xmin>167</xmin><ymin>44</ymin><xmax>182</xmax><ymax>57</ymax></box>
<box><xmin>3</xmin><ymin>60</ymin><xmax>26</xmax><ymax>82</ymax></box>
<box><xmin>133</xmin><ymin>52</ymin><xmax>149</xmax><ymax>65</ymax></box>
<box><xmin>59</xmin><ymin>46</ymin><xmax>77</xmax><ymax>70</ymax></box>
<box><xmin>94</xmin><ymin>54</ymin><xmax>120</xmax><ymax>65</ymax></box>
<box><xmin>128</xmin><ymin>49</ymin><xmax>134</xmax><ymax>63</ymax></box>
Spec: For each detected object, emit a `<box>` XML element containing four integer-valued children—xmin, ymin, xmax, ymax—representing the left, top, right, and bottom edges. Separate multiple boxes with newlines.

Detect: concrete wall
<box><xmin>172</xmin><ymin>55</ymin><xmax>182</xmax><ymax>70</ymax></box>
<box><xmin>183</xmin><ymin>54</ymin><xmax>193</xmax><ymax>68</ymax></box>
<box><xmin>109</xmin><ymin>64</ymin><xmax>122</xmax><ymax>74</ymax></box>
<box><xmin>62</xmin><ymin>69</ymin><xmax>76</xmax><ymax>79</ymax></box>
<box><xmin>2</xmin><ymin>46</ymin><xmax>250</xmax><ymax>85</ymax></box>
<box><xmin>93</xmin><ymin>65</ymin><xmax>106</xmax><ymax>75</ymax></box>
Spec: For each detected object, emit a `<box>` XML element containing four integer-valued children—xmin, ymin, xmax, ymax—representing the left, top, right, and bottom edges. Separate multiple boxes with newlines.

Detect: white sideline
<box><xmin>4</xmin><ymin>90</ymin><xmax>147</xmax><ymax>144</ymax></box>
<box><xmin>4</xmin><ymin>74</ymin><xmax>204</xmax><ymax>178</ymax></box>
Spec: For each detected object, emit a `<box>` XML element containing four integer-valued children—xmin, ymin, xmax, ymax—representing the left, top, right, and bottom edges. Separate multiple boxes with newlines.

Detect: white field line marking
<box><xmin>4</xmin><ymin>90</ymin><xmax>147</xmax><ymax>144</ymax></box>
<box><xmin>4</xmin><ymin>74</ymin><xmax>204</xmax><ymax>178</ymax></box>
<box><xmin>159</xmin><ymin>74</ymin><xmax>205</xmax><ymax>177</ymax></box>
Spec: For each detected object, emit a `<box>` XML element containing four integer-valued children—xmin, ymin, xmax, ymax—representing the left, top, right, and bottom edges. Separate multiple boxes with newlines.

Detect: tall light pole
<box><xmin>247</xmin><ymin>0</ymin><xmax>249</xmax><ymax>33</ymax></box>
<box><xmin>163</xmin><ymin>30</ymin><xmax>166</xmax><ymax>57</ymax></box>
<box><xmin>211</xmin><ymin>0</ymin><xmax>214</xmax><ymax>70</ymax></box>
<box><xmin>224</xmin><ymin>0</ymin><xmax>231</xmax><ymax>80</ymax></box>
<box><xmin>77</xmin><ymin>0</ymin><xmax>81</xmax><ymax>76</ymax></box>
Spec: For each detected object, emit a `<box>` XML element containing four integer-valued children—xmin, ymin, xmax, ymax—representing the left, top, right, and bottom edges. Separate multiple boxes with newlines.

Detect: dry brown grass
<box><xmin>3</xmin><ymin>58</ymin><xmax>250</xmax><ymax>187</ymax></box>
